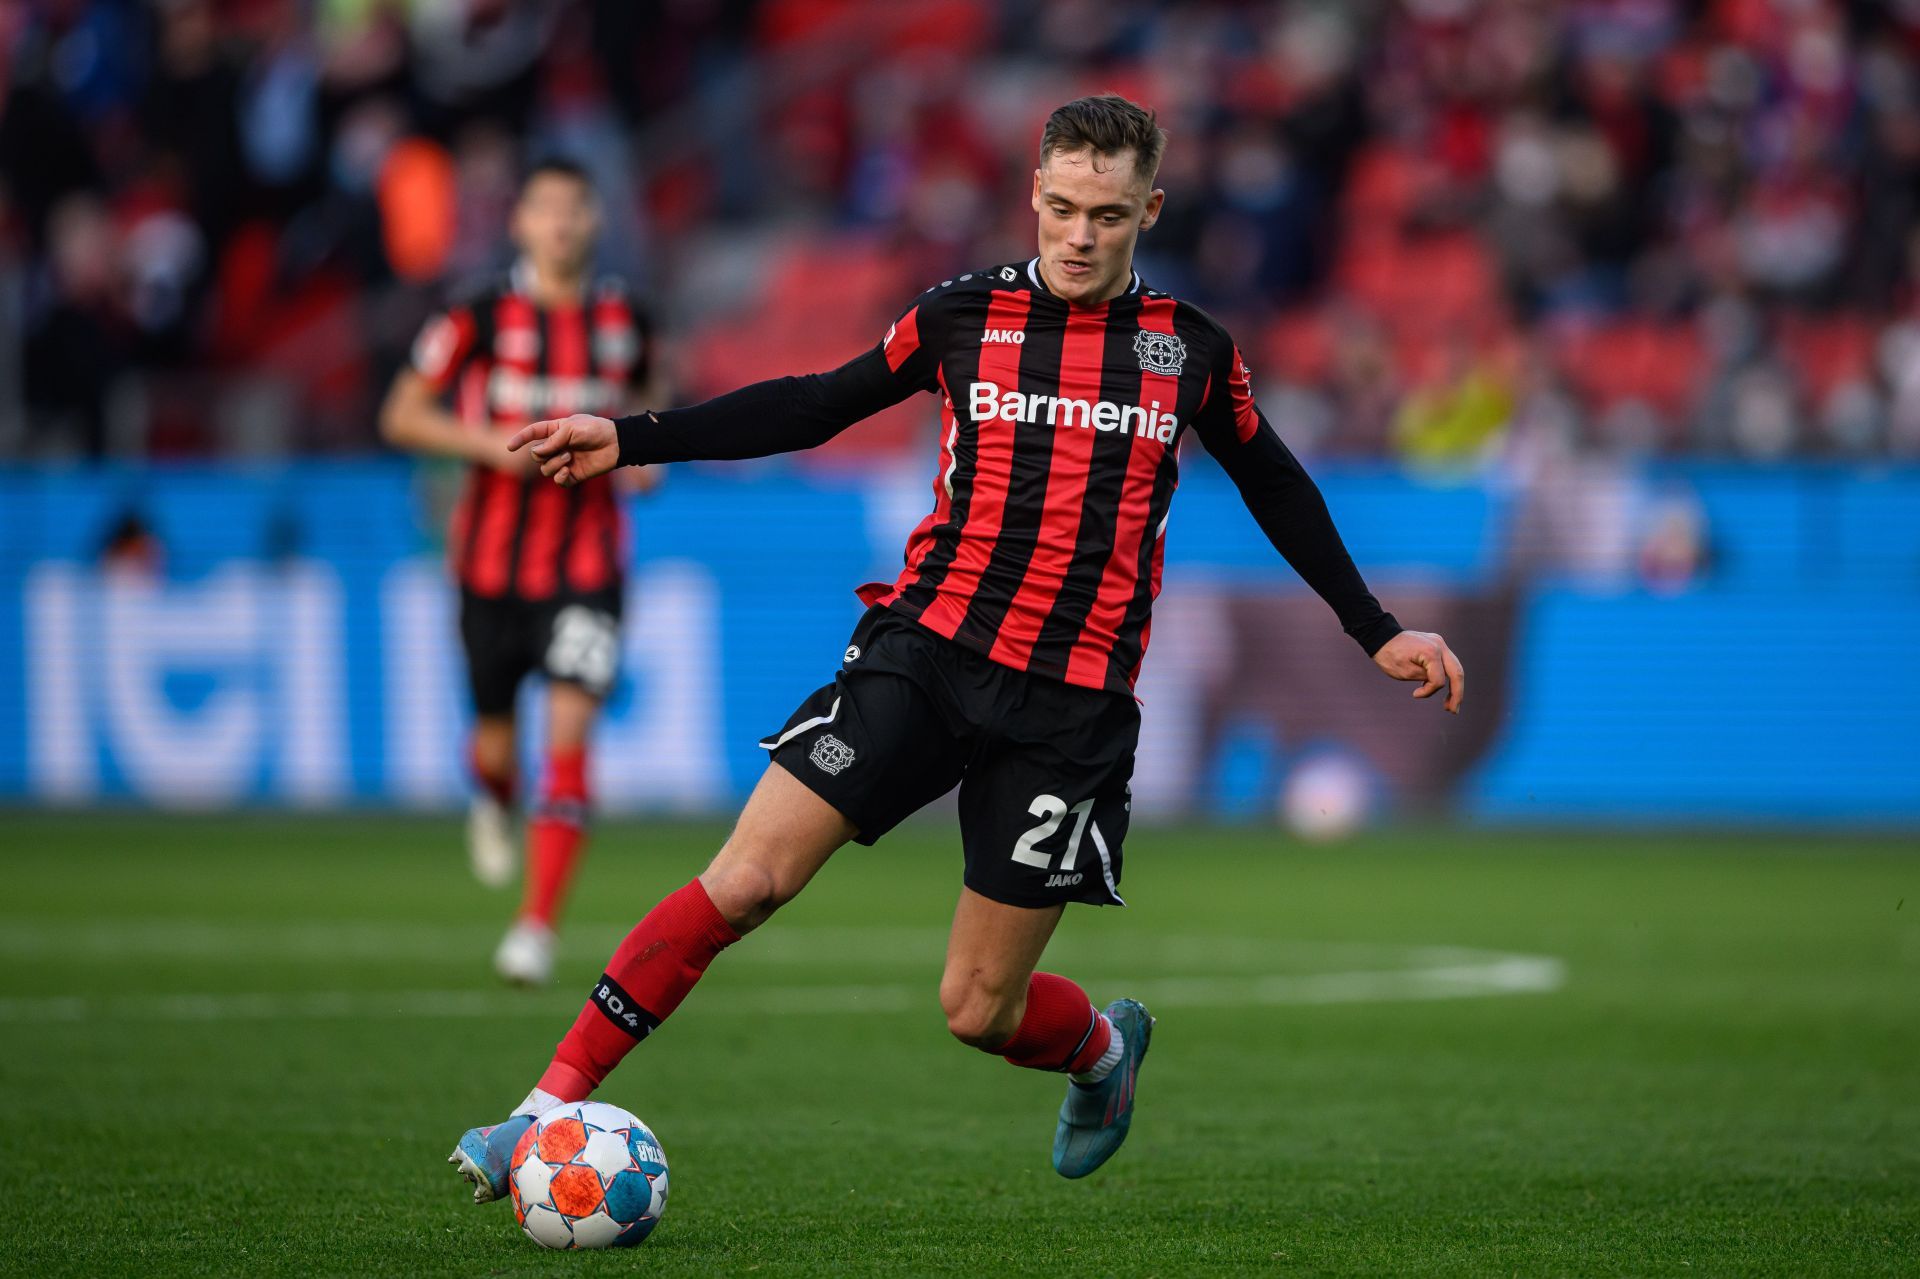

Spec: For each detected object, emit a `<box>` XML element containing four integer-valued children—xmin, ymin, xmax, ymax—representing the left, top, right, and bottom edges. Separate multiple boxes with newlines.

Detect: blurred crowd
<box><xmin>5</xmin><ymin>0</ymin><xmax>1920</xmax><ymax>468</ymax></box>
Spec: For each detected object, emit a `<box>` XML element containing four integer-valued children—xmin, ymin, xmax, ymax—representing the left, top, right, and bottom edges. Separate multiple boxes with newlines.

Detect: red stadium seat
<box><xmin>681</xmin><ymin>237</ymin><xmax>936</xmax><ymax>460</ymax></box>
<box><xmin>1777</xmin><ymin>314</ymin><xmax>1877</xmax><ymax>402</ymax></box>
<box><xmin>1554</xmin><ymin>320</ymin><xmax>1705</xmax><ymax>417</ymax></box>
<box><xmin>1335</xmin><ymin>229</ymin><xmax>1501</xmax><ymax>326</ymax></box>
<box><xmin>755</xmin><ymin>0</ymin><xmax>993</xmax><ymax>56</ymax></box>
<box><xmin>1259</xmin><ymin>309</ymin><xmax>1336</xmax><ymax>385</ymax></box>
<box><xmin>1341</xmin><ymin>144</ymin><xmax>1430</xmax><ymax>227</ymax></box>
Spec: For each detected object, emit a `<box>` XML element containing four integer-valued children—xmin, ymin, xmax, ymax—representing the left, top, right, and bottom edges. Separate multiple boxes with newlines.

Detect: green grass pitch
<box><xmin>0</xmin><ymin>814</ymin><xmax>1913</xmax><ymax>1276</ymax></box>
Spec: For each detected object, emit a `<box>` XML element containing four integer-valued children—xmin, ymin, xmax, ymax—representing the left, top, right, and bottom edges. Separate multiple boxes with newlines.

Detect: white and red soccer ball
<box><xmin>1280</xmin><ymin>751</ymin><xmax>1376</xmax><ymax>841</ymax></box>
<box><xmin>508</xmin><ymin>1101</ymin><xmax>668</xmax><ymax>1249</ymax></box>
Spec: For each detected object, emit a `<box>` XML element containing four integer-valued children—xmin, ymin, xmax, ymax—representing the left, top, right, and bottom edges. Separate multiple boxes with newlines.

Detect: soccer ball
<box><xmin>508</xmin><ymin>1101</ymin><xmax>668</xmax><ymax>1249</ymax></box>
<box><xmin>1280</xmin><ymin>751</ymin><xmax>1375</xmax><ymax>841</ymax></box>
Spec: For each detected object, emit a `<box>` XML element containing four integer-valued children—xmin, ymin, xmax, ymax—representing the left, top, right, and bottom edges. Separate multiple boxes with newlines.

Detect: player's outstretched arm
<box><xmin>607</xmin><ymin>338</ymin><xmax>938</xmax><ymax>470</ymax></box>
<box><xmin>1204</xmin><ymin>421</ymin><xmax>1467</xmax><ymax>713</ymax></box>
<box><xmin>1372</xmin><ymin>630</ymin><xmax>1466</xmax><ymax>714</ymax></box>
<box><xmin>1193</xmin><ymin>337</ymin><xmax>1465</xmax><ymax>713</ymax></box>
<box><xmin>507</xmin><ymin>413</ymin><xmax>620</xmax><ymax>487</ymax></box>
<box><xmin>510</xmin><ymin>344</ymin><xmax>923</xmax><ymax>486</ymax></box>
<box><xmin>522</xmin><ymin>293</ymin><xmax>944</xmax><ymax>480</ymax></box>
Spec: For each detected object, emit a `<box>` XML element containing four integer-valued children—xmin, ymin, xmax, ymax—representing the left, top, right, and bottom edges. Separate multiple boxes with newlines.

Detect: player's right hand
<box><xmin>507</xmin><ymin>413</ymin><xmax>620</xmax><ymax>487</ymax></box>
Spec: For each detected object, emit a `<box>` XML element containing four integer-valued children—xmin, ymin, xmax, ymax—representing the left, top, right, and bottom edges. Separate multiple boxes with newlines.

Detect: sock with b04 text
<box><xmin>533</xmin><ymin>878</ymin><xmax>740</xmax><ymax>1103</ymax></box>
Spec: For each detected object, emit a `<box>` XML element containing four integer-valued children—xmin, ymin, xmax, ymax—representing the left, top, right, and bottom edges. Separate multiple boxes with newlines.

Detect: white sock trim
<box><xmin>1069</xmin><ymin>1022</ymin><xmax>1125</xmax><ymax>1084</ymax></box>
<box><xmin>511</xmin><ymin>1087</ymin><xmax>566</xmax><ymax>1119</ymax></box>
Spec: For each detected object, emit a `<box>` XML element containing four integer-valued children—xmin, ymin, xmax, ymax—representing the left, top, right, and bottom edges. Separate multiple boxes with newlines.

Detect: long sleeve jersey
<box><xmin>616</xmin><ymin>259</ymin><xmax>1400</xmax><ymax>693</ymax></box>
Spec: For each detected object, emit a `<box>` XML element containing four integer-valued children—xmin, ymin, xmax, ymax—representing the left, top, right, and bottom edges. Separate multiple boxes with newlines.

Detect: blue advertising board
<box><xmin>1</xmin><ymin>459</ymin><xmax>1914</xmax><ymax>823</ymax></box>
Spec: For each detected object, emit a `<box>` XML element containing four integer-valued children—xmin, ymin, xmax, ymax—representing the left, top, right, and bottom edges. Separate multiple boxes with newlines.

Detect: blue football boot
<box><xmin>447</xmin><ymin>1114</ymin><xmax>535</xmax><ymax>1204</ymax></box>
<box><xmin>1052</xmin><ymin>997</ymin><xmax>1154</xmax><ymax>1179</ymax></box>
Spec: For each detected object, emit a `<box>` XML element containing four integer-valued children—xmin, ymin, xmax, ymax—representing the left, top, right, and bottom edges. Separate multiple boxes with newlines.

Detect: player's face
<box><xmin>1031</xmin><ymin>147</ymin><xmax>1164</xmax><ymax>306</ymax></box>
<box><xmin>512</xmin><ymin>173</ymin><xmax>599</xmax><ymax>279</ymax></box>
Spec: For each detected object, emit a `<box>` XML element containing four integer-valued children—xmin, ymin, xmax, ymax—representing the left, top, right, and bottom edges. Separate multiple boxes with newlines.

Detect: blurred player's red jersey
<box><xmin>411</xmin><ymin>265</ymin><xmax>653</xmax><ymax>601</ymax></box>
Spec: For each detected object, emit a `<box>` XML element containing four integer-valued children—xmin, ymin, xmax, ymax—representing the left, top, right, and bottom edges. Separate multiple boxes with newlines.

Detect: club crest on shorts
<box><xmin>1133</xmin><ymin>330</ymin><xmax>1187</xmax><ymax>376</ymax></box>
<box><xmin>810</xmin><ymin>734</ymin><xmax>855</xmax><ymax>775</ymax></box>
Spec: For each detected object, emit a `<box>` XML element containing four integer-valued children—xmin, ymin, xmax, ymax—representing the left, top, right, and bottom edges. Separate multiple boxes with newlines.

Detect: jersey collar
<box><xmin>510</xmin><ymin>256</ymin><xmax>587</xmax><ymax>303</ymax></box>
<box><xmin>511</xmin><ymin>257</ymin><xmax>539</xmax><ymax>296</ymax></box>
<box><xmin>1025</xmin><ymin>256</ymin><xmax>1142</xmax><ymax>303</ymax></box>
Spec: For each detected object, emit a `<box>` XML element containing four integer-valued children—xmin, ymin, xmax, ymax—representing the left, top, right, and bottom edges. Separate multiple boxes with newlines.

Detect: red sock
<box><xmin>470</xmin><ymin>740</ymin><xmax>515</xmax><ymax>807</ymax></box>
<box><xmin>537</xmin><ymin>878</ymin><xmax>740</xmax><ymax>1101</ymax></box>
<box><xmin>997</xmin><ymin>972</ymin><xmax>1113</xmax><ymax>1074</ymax></box>
<box><xmin>520</xmin><ymin>747</ymin><xmax>588</xmax><ymax>928</ymax></box>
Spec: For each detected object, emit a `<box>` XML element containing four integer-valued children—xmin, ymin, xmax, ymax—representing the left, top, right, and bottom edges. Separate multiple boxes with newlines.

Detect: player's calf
<box><xmin>519</xmin><ymin>745</ymin><xmax>590</xmax><ymax>930</ymax></box>
<box><xmin>467</xmin><ymin>737</ymin><xmax>520</xmax><ymax>889</ymax></box>
<box><xmin>465</xmin><ymin>762</ymin><xmax>847</xmax><ymax>1186</ymax></box>
<box><xmin>960</xmin><ymin>973</ymin><xmax>1149</xmax><ymax>1177</ymax></box>
<box><xmin>450</xmin><ymin>879</ymin><xmax>737</xmax><ymax>1203</ymax></box>
<box><xmin>534</xmin><ymin>878</ymin><xmax>741</xmax><ymax>1103</ymax></box>
<box><xmin>985</xmin><ymin>972</ymin><xmax>1116</xmax><ymax>1073</ymax></box>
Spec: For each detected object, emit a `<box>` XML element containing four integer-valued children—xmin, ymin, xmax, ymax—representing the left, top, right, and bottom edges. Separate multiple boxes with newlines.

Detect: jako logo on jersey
<box><xmin>1133</xmin><ymin>329</ymin><xmax>1188</xmax><ymax>376</ymax></box>
<box><xmin>968</xmin><ymin>380</ymin><xmax>1178</xmax><ymax>443</ymax></box>
<box><xmin>981</xmin><ymin>328</ymin><xmax>1026</xmax><ymax>345</ymax></box>
<box><xmin>1046</xmin><ymin>872</ymin><xmax>1084</xmax><ymax>888</ymax></box>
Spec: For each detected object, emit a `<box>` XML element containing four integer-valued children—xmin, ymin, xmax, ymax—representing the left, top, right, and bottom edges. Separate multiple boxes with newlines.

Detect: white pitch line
<box><xmin>0</xmin><ymin>919</ymin><xmax>1533</xmax><ymax>975</ymax></box>
<box><xmin>0</xmin><ymin>920</ymin><xmax>959</xmax><ymax>964</ymax></box>
<box><xmin>0</xmin><ymin>950</ymin><xmax>1563</xmax><ymax>1025</ymax></box>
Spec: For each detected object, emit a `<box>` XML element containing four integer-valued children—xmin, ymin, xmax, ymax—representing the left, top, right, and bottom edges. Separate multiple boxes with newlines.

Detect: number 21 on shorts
<box><xmin>1010</xmin><ymin>794</ymin><xmax>1094</xmax><ymax>871</ymax></box>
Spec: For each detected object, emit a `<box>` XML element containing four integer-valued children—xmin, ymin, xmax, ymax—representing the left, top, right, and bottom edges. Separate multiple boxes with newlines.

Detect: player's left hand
<box><xmin>1372</xmin><ymin>630</ymin><xmax>1466</xmax><ymax>714</ymax></box>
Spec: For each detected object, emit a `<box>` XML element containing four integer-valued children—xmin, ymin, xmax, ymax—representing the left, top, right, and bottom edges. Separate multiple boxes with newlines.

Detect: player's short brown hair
<box><xmin>521</xmin><ymin>156</ymin><xmax>594</xmax><ymax>195</ymax></box>
<box><xmin>1038</xmin><ymin>95</ymin><xmax>1167</xmax><ymax>182</ymax></box>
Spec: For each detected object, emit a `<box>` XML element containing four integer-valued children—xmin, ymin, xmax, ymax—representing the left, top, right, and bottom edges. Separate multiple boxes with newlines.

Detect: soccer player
<box><xmin>450</xmin><ymin>96</ymin><xmax>1464</xmax><ymax>1189</ymax></box>
<box><xmin>380</xmin><ymin>158</ymin><xmax>661</xmax><ymax>986</ymax></box>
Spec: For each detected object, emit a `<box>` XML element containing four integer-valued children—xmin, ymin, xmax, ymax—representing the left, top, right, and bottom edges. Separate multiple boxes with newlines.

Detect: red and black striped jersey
<box><xmin>410</xmin><ymin>263</ymin><xmax>653</xmax><ymax>601</ymax></box>
<box><xmin>617</xmin><ymin>258</ymin><xmax>1399</xmax><ymax>695</ymax></box>
<box><xmin>866</xmin><ymin>261</ymin><xmax>1399</xmax><ymax>693</ymax></box>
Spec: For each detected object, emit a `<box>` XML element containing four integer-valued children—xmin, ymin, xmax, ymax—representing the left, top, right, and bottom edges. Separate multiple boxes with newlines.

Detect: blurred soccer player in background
<box><xmin>450</xmin><ymin>95</ymin><xmax>1463</xmax><ymax>1193</ymax></box>
<box><xmin>380</xmin><ymin>159</ymin><xmax>662</xmax><ymax>986</ymax></box>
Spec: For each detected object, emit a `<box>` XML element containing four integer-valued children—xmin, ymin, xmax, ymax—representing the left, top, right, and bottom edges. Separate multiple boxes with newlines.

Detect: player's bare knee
<box><xmin>698</xmin><ymin>857</ymin><xmax>788</xmax><ymax>934</ymax></box>
<box><xmin>947</xmin><ymin>1003</ymin><xmax>1021</xmax><ymax>1050</ymax></box>
<box><xmin>943</xmin><ymin>1003</ymin><xmax>1005</xmax><ymax>1049</ymax></box>
<box><xmin>940</xmin><ymin>978</ymin><xmax>1022</xmax><ymax>1049</ymax></box>
<box><xmin>471</xmin><ymin>722</ymin><xmax>516</xmax><ymax>776</ymax></box>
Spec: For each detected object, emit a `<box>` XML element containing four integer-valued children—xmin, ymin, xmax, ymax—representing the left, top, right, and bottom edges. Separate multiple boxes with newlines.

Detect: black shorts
<box><xmin>459</xmin><ymin>589</ymin><xmax>623</xmax><ymax>717</ymax></box>
<box><xmin>760</xmin><ymin>607</ymin><xmax>1137</xmax><ymax>909</ymax></box>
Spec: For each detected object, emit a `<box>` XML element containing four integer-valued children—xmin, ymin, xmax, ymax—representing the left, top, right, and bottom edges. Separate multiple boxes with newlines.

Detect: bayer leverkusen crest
<box><xmin>1133</xmin><ymin>329</ymin><xmax>1187</xmax><ymax>376</ymax></box>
